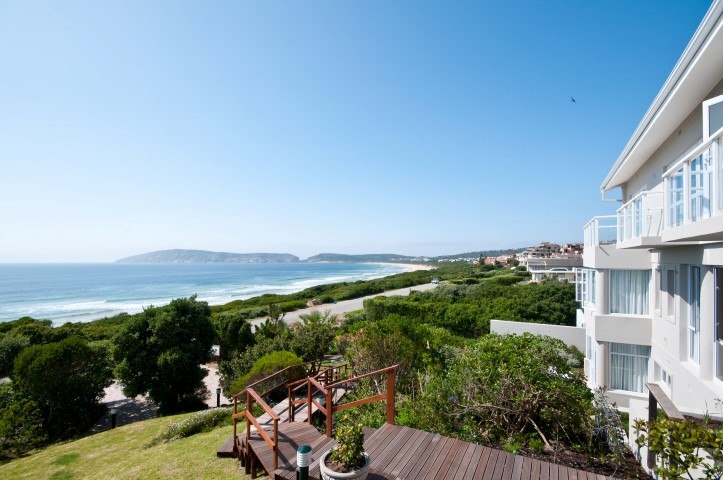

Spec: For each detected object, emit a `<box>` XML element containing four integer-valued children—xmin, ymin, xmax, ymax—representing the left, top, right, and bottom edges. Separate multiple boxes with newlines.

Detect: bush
<box><xmin>328</xmin><ymin>415</ymin><xmax>366</xmax><ymax>472</ymax></box>
<box><xmin>145</xmin><ymin>408</ymin><xmax>232</xmax><ymax>447</ymax></box>
<box><xmin>428</xmin><ymin>334</ymin><xmax>595</xmax><ymax>451</ymax></box>
<box><xmin>113</xmin><ymin>296</ymin><xmax>215</xmax><ymax>414</ymax></box>
<box><xmin>634</xmin><ymin>416</ymin><xmax>723</xmax><ymax>480</ymax></box>
<box><xmin>229</xmin><ymin>350</ymin><xmax>303</xmax><ymax>395</ymax></box>
<box><xmin>290</xmin><ymin>311</ymin><xmax>336</xmax><ymax>362</ymax></box>
<box><xmin>0</xmin><ymin>381</ymin><xmax>46</xmax><ymax>458</ymax></box>
<box><xmin>13</xmin><ymin>337</ymin><xmax>113</xmax><ymax>437</ymax></box>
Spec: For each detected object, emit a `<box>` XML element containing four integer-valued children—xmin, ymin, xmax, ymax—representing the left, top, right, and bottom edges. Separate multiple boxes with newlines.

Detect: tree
<box><xmin>113</xmin><ymin>296</ymin><xmax>215</xmax><ymax>414</ymax></box>
<box><xmin>0</xmin><ymin>381</ymin><xmax>46</xmax><ymax>458</ymax></box>
<box><xmin>215</xmin><ymin>312</ymin><xmax>254</xmax><ymax>358</ymax></box>
<box><xmin>0</xmin><ymin>334</ymin><xmax>29</xmax><ymax>376</ymax></box>
<box><xmin>13</xmin><ymin>337</ymin><xmax>112</xmax><ymax>437</ymax></box>
<box><xmin>291</xmin><ymin>310</ymin><xmax>336</xmax><ymax>362</ymax></box>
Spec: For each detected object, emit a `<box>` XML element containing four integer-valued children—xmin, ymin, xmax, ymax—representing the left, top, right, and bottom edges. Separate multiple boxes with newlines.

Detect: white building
<box><xmin>521</xmin><ymin>255</ymin><xmax>582</xmax><ymax>283</ymax></box>
<box><xmin>577</xmin><ymin>0</ymin><xmax>723</xmax><ymax>470</ymax></box>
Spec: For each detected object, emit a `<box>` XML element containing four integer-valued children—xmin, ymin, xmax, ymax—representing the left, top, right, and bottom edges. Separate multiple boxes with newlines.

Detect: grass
<box><xmin>0</xmin><ymin>412</ymin><xmax>259</xmax><ymax>480</ymax></box>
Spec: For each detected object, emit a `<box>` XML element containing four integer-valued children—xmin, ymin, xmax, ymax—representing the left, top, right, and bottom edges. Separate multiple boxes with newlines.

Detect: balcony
<box><xmin>662</xmin><ymin>129</ymin><xmax>723</xmax><ymax>242</ymax></box>
<box><xmin>583</xmin><ymin>216</ymin><xmax>617</xmax><ymax>247</ymax></box>
<box><xmin>616</xmin><ymin>190</ymin><xmax>664</xmax><ymax>248</ymax></box>
<box><xmin>582</xmin><ymin>216</ymin><xmax>652</xmax><ymax>269</ymax></box>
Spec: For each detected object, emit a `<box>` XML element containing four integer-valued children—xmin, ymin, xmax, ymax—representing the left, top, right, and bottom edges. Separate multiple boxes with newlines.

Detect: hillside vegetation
<box><xmin>0</xmin><ymin>412</ymin><xmax>245</xmax><ymax>480</ymax></box>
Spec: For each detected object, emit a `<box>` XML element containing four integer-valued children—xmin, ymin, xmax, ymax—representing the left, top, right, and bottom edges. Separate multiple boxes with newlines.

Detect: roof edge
<box><xmin>601</xmin><ymin>0</ymin><xmax>723</xmax><ymax>192</ymax></box>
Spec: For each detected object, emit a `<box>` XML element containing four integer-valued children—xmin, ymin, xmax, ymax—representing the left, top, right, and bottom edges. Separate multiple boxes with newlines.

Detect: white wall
<box><xmin>490</xmin><ymin>320</ymin><xmax>586</xmax><ymax>352</ymax></box>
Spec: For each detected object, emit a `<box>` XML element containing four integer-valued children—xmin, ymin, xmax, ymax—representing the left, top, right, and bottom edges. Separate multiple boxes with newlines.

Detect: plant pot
<box><xmin>319</xmin><ymin>451</ymin><xmax>371</xmax><ymax>480</ymax></box>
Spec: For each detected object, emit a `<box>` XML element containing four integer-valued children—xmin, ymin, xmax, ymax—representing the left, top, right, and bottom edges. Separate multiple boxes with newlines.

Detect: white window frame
<box><xmin>703</xmin><ymin>94</ymin><xmax>723</xmax><ymax>141</ymax></box>
<box><xmin>663</xmin><ymin>265</ymin><xmax>678</xmax><ymax>324</ymax></box>
<box><xmin>609</xmin><ymin>269</ymin><xmax>651</xmax><ymax>316</ymax></box>
<box><xmin>609</xmin><ymin>343</ymin><xmax>651</xmax><ymax>394</ymax></box>
<box><xmin>689</xmin><ymin>266</ymin><xmax>701</xmax><ymax>364</ymax></box>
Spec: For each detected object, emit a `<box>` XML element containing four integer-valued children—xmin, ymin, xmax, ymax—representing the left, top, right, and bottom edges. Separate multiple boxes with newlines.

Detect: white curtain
<box><xmin>610</xmin><ymin>343</ymin><xmax>650</xmax><ymax>393</ymax></box>
<box><xmin>610</xmin><ymin>270</ymin><xmax>650</xmax><ymax>315</ymax></box>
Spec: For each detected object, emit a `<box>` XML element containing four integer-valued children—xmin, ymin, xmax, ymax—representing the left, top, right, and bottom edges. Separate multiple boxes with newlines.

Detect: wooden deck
<box><xmin>246</xmin><ymin>422</ymin><xmax>618</xmax><ymax>480</ymax></box>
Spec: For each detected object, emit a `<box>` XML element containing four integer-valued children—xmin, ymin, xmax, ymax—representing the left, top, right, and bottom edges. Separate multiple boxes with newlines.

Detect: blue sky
<box><xmin>0</xmin><ymin>1</ymin><xmax>713</xmax><ymax>262</ymax></box>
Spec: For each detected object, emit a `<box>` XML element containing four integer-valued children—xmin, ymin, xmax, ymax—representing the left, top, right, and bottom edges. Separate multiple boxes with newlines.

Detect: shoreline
<box><xmin>1</xmin><ymin>262</ymin><xmax>434</xmax><ymax>325</ymax></box>
<box><xmin>369</xmin><ymin>262</ymin><xmax>435</xmax><ymax>272</ymax></box>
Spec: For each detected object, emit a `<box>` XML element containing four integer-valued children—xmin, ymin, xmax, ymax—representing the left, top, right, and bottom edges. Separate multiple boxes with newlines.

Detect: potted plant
<box><xmin>320</xmin><ymin>420</ymin><xmax>370</xmax><ymax>480</ymax></box>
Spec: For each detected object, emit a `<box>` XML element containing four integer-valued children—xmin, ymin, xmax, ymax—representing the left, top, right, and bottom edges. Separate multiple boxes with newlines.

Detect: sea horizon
<box><xmin>0</xmin><ymin>262</ymin><xmax>410</xmax><ymax>325</ymax></box>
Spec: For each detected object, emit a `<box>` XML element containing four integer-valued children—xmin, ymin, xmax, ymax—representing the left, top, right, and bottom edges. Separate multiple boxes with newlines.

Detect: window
<box><xmin>610</xmin><ymin>270</ymin><xmax>651</xmax><ymax>315</ymax></box>
<box><xmin>654</xmin><ymin>268</ymin><xmax>662</xmax><ymax>315</ymax></box>
<box><xmin>660</xmin><ymin>367</ymin><xmax>673</xmax><ymax>391</ymax></box>
<box><xmin>666</xmin><ymin>268</ymin><xmax>677</xmax><ymax>321</ymax></box>
<box><xmin>610</xmin><ymin>343</ymin><xmax>651</xmax><ymax>393</ymax></box>
<box><xmin>575</xmin><ymin>268</ymin><xmax>596</xmax><ymax>307</ymax></box>
<box><xmin>689</xmin><ymin>154</ymin><xmax>711</xmax><ymax>222</ymax></box>
<box><xmin>634</xmin><ymin>198</ymin><xmax>643</xmax><ymax>237</ymax></box>
<box><xmin>689</xmin><ymin>266</ymin><xmax>701</xmax><ymax>364</ymax></box>
<box><xmin>668</xmin><ymin>168</ymin><xmax>684</xmax><ymax>227</ymax></box>
<box><xmin>703</xmin><ymin>94</ymin><xmax>723</xmax><ymax>139</ymax></box>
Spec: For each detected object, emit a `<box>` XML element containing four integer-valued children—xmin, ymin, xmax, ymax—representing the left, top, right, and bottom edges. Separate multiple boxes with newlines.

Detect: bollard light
<box><xmin>110</xmin><ymin>408</ymin><xmax>117</xmax><ymax>429</ymax></box>
<box><xmin>297</xmin><ymin>445</ymin><xmax>312</xmax><ymax>480</ymax></box>
<box><xmin>216</xmin><ymin>387</ymin><xmax>222</xmax><ymax>408</ymax></box>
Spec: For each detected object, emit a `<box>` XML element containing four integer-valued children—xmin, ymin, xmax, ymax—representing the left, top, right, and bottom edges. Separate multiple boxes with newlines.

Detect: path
<box><xmin>249</xmin><ymin>282</ymin><xmax>437</xmax><ymax>328</ymax></box>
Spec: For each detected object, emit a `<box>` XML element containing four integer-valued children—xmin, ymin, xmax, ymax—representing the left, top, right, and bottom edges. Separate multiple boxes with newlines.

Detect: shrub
<box><xmin>290</xmin><ymin>310</ymin><xmax>336</xmax><ymax>362</ymax></box>
<box><xmin>229</xmin><ymin>350</ymin><xmax>303</xmax><ymax>395</ymax></box>
<box><xmin>145</xmin><ymin>408</ymin><xmax>232</xmax><ymax>447</ymax></box>
<box><xmin>429</xmin><ymin>334</ymin><xmax>595</xmax><ymax>451</ymax></box>
<box><xmin>13</xmin><ymin>337</ymin><xmax>113</xmax><ymax>437</ymax></box>
<box><xmin>634</xmin><ymin>416</ymin><xmax>723</xmax><ymax>480</ymax></box>
<box><xmin>328</xmin><ymin>415</ymin><xmax>366</xmax><ymax>472</ymax></box>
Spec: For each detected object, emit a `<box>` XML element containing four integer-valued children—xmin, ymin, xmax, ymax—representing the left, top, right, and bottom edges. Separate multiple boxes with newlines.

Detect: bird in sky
<box><xmin>571</xmin><ymin>97</ymin><xmax>577</xmax><ymax>103</ymax></box>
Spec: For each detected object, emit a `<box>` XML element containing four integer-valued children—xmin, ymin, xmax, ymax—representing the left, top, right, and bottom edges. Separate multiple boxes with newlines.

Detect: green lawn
<box><xmin>0</xmin><ymin>412</ymin><xmax>258</xmax><ymax>480</ymax></box>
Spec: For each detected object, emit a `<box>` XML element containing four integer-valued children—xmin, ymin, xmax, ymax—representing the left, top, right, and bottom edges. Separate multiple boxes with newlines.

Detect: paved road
<box><xmin>249</xmin><ymin>282</ymin><xmax>437</xmax><ymax>327</ymax></box>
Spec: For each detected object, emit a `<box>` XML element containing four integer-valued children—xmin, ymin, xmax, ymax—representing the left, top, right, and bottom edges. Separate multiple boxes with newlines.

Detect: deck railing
<box><xmin>287</xmin><ymin>362</ymin><xmax>349</xmax><ymax>422</ymax></box>
<box><xmin>662</xmin><ymin>130</ymin><xmax>722</xmax><ymax>230</ymax></box>
<box><xmin>616</xmin><ymin>190</ymin><xmax>664</xmax><ymax>242</ymax></box>
<box><xmin>320</xmin><ymin>364</ymin><xmax>399</xmax><ymax>437</ymax></box>
<box><xmin>232</xmin><ymin>362</ymin><xmax>398</xmax><ymax>476</ymax></box>
<box><xmin>583</xmin><ymin>215</ymin><xmax>617</xmax><ymax>247</ymax></box>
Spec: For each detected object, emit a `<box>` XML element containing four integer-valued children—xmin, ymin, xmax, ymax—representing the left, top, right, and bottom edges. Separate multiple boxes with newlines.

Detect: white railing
<box><xmin>663</xmin><ymin>130</ymin><xmax>723</xmax><ymax>230</ymax></box>
<box><xmin>583</xmin><ymin>216</ymin><xmax>617</xmax><ymax>247</ymax></box>
<box><xmin>616</xmin><ymin>190</ymin><xmax>664</xmax><ymax>242</ymax></box>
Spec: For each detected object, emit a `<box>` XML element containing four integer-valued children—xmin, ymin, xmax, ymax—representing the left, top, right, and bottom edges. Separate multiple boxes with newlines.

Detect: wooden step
<box><xmin>216</xmin><ymin>434</ymin><xmax>239</xmax><ymax>458</ymax></box>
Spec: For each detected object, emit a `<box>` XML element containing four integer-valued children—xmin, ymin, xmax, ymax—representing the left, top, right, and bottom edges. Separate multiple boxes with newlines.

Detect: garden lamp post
<box><xmin>216</xmin><ymin>387</ymin><xmax>221</xmax><ymax>408</ymax></box>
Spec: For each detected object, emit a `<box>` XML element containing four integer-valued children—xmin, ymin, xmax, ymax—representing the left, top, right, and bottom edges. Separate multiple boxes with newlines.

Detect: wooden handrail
<box><xmin>328</xmin><ymin>364</ymin><xmax>399</xmax><ymax>389</ymax></box>
<box><xmin>246</xmin><ymin>387</ymin><xmax>280</xmax><ymax>420</ymax></box>
<box><xmin>308</xmin><ymin>375</ymin><xmax>327</xmax><ymax>393</ymax></box>
<box><xmin>232</xmin><ymin>360</ymin><xmax>318</xmax><ymax>399</ymax></box>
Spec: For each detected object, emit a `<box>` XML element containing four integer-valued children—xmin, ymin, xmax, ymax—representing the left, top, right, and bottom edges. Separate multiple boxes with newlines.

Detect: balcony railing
<box><xmin>617</xmin><ymin>190</ymin><xmax>664</xmax><ymax>242</ymax></box>
<box><xmin>583</xmin><ymin>215</ymin><xmax>617</xmax><ymax>247</ymax></box>
<box><xmin>663</xmin><ymin>129</ymin><xmax>723</xmax><ymax>230</ymax></box>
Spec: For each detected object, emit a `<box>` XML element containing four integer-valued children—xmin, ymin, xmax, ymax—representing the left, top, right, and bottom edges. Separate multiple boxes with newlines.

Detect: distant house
<box><xmin>519</xmin><ymin>255</ymin><xmax>582</xmax><ymax>282</ymax></box>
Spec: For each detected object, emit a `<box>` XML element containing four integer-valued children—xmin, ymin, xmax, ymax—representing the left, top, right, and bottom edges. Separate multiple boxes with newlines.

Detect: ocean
<box><xmin>0</xmin><ymin>262</ymin><xmax>406</xmax><ymax>325</ymax></box>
